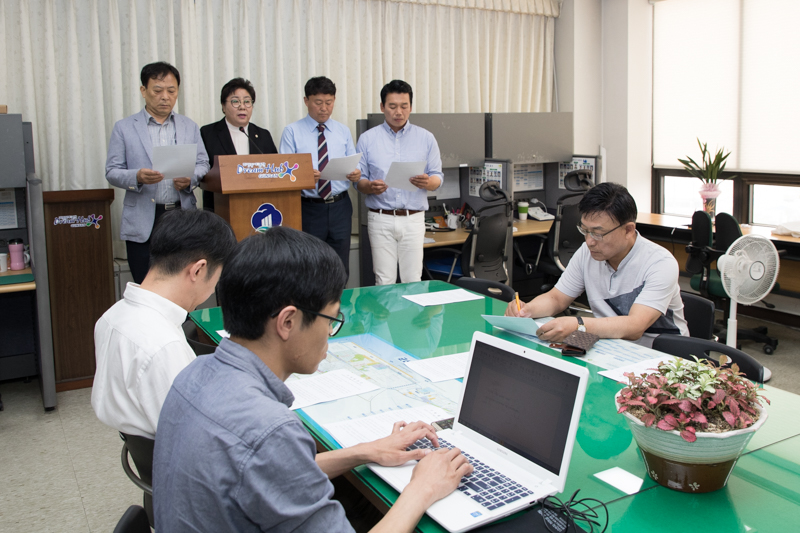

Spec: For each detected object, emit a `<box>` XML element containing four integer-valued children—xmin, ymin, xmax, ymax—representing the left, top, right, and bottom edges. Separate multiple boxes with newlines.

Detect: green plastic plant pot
<box><xmin>615</xmin><ymin>391</ymin><xmax>768</xmax><ymax>493</ymax></box>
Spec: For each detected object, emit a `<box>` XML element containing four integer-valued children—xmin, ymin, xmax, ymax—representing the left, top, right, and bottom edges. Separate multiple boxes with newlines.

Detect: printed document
<box><xmin>598</xmin><ymin>356</ymin><xmax>672</xmax><ymax>383</ymax></box>
<box><xmin>287</xmin><ymin>369</ymin><xmax>379</xmax><ymax>410</ymax></box>
<box><xmin>481</xmin><ymin>315</ymin><xmax>551</xmax><ymax>336</ymax></box>
<box><xmin>384</xmin><ymin>161</ymin><xmax>426</xmax><ymax>191</ymax></box>
<box><xmin>403</xmin><ymin>289</ymin><xmax>483</xmax><ymax>306</ymax></box>
<box><xmin>323</xmin><ymin>405</ymin><xmax>450</xmax><ymax>448</ymax></box>
<box><xmin>152</xmin><ymin>144</ymin><xmax>197</xmax><ymax>180</ymax></box>
<box><xmin>404</xmin><ymin>352</ymin><xmax>470</xmax><ymax>382</ymax></box>
<box><xmin>320</xmin><ymin>153</ymin><xmax>363</xmax><ymax>181</ymax></box>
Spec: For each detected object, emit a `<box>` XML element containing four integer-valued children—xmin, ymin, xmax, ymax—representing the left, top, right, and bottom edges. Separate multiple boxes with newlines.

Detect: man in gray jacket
<box><xmin>106</xmin><ymin>61</ymin><xmax>209</xmax><ymax>283</ymax></box>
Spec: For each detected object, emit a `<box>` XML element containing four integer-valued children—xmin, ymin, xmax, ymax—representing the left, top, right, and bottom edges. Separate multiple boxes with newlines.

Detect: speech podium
<box><xmin>200</xmin><ymin>154</ymin><xmax>315</xmax><ymax>240</ymax></box>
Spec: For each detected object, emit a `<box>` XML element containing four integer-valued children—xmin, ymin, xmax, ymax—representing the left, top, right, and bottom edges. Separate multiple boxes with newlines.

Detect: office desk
<box><xmin>636</xmin><ymin>212</ymin><xmax>800</xmax><ymax>246</ymax></box>
<box><xmin>424</xmin><ymin>219</ymin><xmax>552</xmax><ymax>249</ymax></box>
<box><xmin>0</xmin><ymin>267</ymin><xmax>35</xmax><ymax>293</ymax></box>
<box><xmin>189</xmin><ymin>280</ymin><xmax>800</xmax><ymax>533</ymax></box>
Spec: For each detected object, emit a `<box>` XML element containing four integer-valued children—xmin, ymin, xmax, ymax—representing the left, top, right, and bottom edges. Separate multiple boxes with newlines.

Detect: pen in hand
<box><xmin>515</xmin><ymin>292</ymin><xmax>521</xmax><ymax>313</ymax></box>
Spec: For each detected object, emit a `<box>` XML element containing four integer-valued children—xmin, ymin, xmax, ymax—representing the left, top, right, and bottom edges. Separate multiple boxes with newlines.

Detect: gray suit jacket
<box><xmin>106</xmin><ymin>108</ymin><xmax>210</xmax><ymax>242</ymax></box>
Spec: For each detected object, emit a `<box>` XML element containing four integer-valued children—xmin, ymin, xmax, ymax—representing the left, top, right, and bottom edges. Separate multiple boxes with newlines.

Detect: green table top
<box><xmin>189</xmin><ymin>280</ymin><xmax>800</xmax><ymax>533</ymax></box>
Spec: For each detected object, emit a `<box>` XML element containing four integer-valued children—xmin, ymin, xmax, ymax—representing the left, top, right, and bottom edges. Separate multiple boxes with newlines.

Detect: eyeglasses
<box><xmin>270</xmin><ymin>307</ymin><xmax>345</xmax><ymax>337</ymax></box>
<box><xmin>576</xmin><ymin>222</ymin><xmax>624</xmax><ymax>241</ymax></box>
<box><xmin>228</xmin><ymin>98</ymin><xmax>253</xmax><ymax>109</ymax></box>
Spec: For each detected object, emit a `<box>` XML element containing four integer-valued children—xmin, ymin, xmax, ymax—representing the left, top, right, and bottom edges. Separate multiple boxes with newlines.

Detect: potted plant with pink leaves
<box><xmin>678</xmin><ymin>139</ymin><xmax>736</xmax><ymax>219</ymax></box>
<box><xmin>615</xmin><ymin>356</ymin><xmax>769</xmax><ymax>493</ymax></box>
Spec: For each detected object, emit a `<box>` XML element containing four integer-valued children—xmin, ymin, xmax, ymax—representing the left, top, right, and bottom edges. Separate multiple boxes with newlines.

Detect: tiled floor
<box><xmin>0</xmin><ymin>383</ymin><xmax>141</xmax><ymax>533</ymax></box>
<box><xmin>0</xmin><ymin>315</ymin><xmax>797</xmax><ymax>533</ymax></box>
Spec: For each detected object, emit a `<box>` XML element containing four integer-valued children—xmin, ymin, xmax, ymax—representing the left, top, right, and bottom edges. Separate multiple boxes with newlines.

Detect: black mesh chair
<box><xmin>182</xmin><ymin>319</ymin><xmax>217</xmax><ymax>356</ymax></box>
<box><xmin>455</xmin><ymin>277</ymin><xmax>516</xmax><ymax>302</ymax></box>
<box><xmin>680</xmin><ymin>291</ymin><xmax>715</xmax><ymax>340</ymax></box>
<box><xmin>113</xmin><ymin>505</ymin><xmax>151</xmax><ymax>533</ymax></box>
<box><xmin>120</xmin><ymin>433</ymin><xmax>155</xmax><ymax>528</ymax></box>
<box><xmin>652</xmin><ymin>334</ymin><xmax>764</xmax><ymax>383</ymax></box>
<box><xmin>686</xmin><ymin>211</ymin><xmax>779</xmax><ymax>353</ymax></box>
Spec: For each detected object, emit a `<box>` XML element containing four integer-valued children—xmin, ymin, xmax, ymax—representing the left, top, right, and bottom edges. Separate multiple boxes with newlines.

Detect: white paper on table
<box><xmin>598</xmin><ymin>356</ymin><xmax>671</xmax><ymax>383</ymax></box>
<box><xmin>151</xmin><ymin>144</ymin><xmax>197</xmax><ymax>180</ymax></box>
<box><xmin>323</xmin><ymin>405</ymin><xmax>450</xmax><ymax>449</ymax></box>
<box><xmin>216</xmin><ymin>330</ymin><xmax>230</xmax><ymax>338</ymax></box>
<box><xmin>481</xmin><ymin>315</ymin><xmax>551</xmax><ymax>336</ymax></box>
<box><xmin>594</xmin><ymin>467</ymin><xmax>644</xmax><ymax>495</ymax></box>
<box><xmin>320</xmin><ymin>153</ymin><xmax>362</xmax><ymax>181</ymax></box>
<box><xmin>405</xmin><ymin>352</ymin><xmax>470</xmax><ymax>382</ymax></box>
<box><xmin>402</xmin><ymin>289</ymin><xmax>483</xmax><ymax>307</ymax></box>
<box><xmin>287</xmin><ymin>369</ymin><xmax>379</xmax><ymax>410</ymax></box>
<box><xmin>384</xmin><ymin>161</ymin><xmax>426</xmax><ymax>192</ymax></box>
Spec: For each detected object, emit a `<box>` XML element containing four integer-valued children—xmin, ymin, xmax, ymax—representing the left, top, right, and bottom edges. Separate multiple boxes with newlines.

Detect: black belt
<box><xmin>156</xmin><ymin>202</ymin><xmax>181</xmax><ymax>211</ymax></box>
<box><xmin>368</xmin><ymin>208</ymin><xmax>422</xmax><ymax>216</ymax></box>
<box><xmin>302</xmin><ymin>192</ymin><xmax>347</xmax><ymax>204</ymax></box>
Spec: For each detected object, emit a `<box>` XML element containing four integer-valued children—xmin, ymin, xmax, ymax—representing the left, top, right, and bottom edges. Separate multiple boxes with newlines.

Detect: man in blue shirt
<box><xmin>356</xmin><ymin>80</ymin><xmax>443</xmax><ymax>285</ymax></box>
<box><xmin>154</xmin><ymin>227</ymin><xmax>472</xmax><ymax>532</ymax></box>
<box><xmin>280</xmin><ymin>77</ymin><xmax>361</xmax><ymax>276</ymax></box>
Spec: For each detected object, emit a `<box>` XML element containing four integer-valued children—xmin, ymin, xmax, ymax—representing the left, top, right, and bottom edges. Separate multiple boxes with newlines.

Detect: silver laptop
<box><xmin>369</xmin><ymin>331</ymin><xmax>589</xmax><ymax>532</ymax></box>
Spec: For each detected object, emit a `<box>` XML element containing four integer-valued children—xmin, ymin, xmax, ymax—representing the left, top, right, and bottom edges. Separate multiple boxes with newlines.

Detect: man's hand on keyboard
<box><xmin>364</xmin><ymin>420</ymin><xmax>440</xmax><ymax>467</ymax></box>
<box><xmin>409</xmin><ymin>447</ymin><xmax>474</xmax><ymax>507</ymax></box>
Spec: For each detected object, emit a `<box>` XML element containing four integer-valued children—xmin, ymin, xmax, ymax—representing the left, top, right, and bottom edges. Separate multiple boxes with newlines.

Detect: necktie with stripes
<box><xmin>317</xmin><ymin>123</ymin><xmax>331</xmax><ymax>199</ymax></box>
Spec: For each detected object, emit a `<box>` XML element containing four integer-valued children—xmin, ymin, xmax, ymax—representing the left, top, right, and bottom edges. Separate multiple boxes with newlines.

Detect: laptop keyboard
<box><xmin>407</xmin><ymin>437</ymin><xmax>534</xmax><ymax>511</ymax></box>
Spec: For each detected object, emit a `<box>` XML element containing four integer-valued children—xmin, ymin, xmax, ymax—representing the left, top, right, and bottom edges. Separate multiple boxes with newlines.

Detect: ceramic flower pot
<box><xmin>615</xmin><ymin>392</ymin><xmax>768</xmax><ymax>493</ymax></box>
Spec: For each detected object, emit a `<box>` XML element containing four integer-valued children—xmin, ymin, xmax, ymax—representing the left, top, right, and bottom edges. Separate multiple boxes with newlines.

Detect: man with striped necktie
<box><xmin>280</xmin><ymin>77</ymin><xmax>361</xmax><ymax>276</ymax></box>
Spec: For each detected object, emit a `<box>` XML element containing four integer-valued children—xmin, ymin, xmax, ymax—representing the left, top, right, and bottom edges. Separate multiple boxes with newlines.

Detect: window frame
<box><xmin>652</xmin><ymin>167</ymin><xmax>800</xmax><ymax>226</ymax></box>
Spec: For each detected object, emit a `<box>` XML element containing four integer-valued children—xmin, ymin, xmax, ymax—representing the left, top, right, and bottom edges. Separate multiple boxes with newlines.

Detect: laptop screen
<box><xmin>458</xmin><ymin>340</ymin><xmax>581</xmax><ymax>475</ymax></box>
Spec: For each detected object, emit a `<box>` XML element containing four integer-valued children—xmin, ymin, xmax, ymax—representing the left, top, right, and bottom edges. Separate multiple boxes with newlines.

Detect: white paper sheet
<box><xmin>323</xmin><ymin>405</ymin><xmax>451</xmax><ymax>448</ymax></box>
<box><xmin>404</xmin><ymin>352</ymin><xmax>470</xmax><ymax>382</ymax></box>
<box><xmin>287</xmin><ymin>369</ymin><xmax>380</xmax><ymax>410</ymax></box>
<box><xmin>216</xmin><ymin>330</ymin><xmax>230</xmax><ymax>338</ymax></box>
<box><xmin>481</xmin><ymin>315</ymin><xmax>551</xmax><ymax>336</ymax></box>
<box><xmin>320</xmin><ymin>153</ymin><xmax>362</xmax><ymax>181</ymax></box>
<box><xmin>0</xmin><ymin>189</ymin><xmax>18</xmax><ymax>229</ymax></box>
<box><xmin>151</xmin><ymin>144</ymin><xmax>197</xmax><ymax>180</ymax></box>
<box><xmin>594</xmin><ymin>467</ymin><xmax>644</xmax><ymax>495</ymax></box>
<box><xmin>384</xmin><ymin>161</ymin><xmax>426</xmax><ymax>191</ymax></box>
<box><xmin>402</xmin><ymin>289</ymin><xmax>484</xmax><ymax>307</ymax></box>
<box><xmin>598</xmin><ymin>356</ymin><xmax>672</xmax><ymax>383</ymax></box>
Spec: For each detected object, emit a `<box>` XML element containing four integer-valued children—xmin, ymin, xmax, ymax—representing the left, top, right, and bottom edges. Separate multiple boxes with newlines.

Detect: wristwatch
<box><xmin>576</xmin><ymin>316</ymin><xmax>587</xmax><ymax>333</ymax></box>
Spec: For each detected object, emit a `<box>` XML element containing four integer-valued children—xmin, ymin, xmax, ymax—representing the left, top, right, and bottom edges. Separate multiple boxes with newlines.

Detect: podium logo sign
<box><xmin>53</xmin><ymin>214</ymin><xmax>103</xmax><ymax>229</ymax></box>
<box><xmin>237</xmin><ymin>161</ymin><xmax>299</xmax><ymax>182</ymax></box>
<box><xmin>251</xmin><ymin>203</ymin><xmax>283</xmax><ymax>231</ymax></box>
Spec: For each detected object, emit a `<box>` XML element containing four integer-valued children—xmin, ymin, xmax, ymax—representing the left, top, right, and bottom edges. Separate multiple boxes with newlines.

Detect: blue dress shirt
<box><xmin>280</xmin><ymin>115</ymin><xmax>357</xmax><ymax>199</ymax></box>
<box><xmin>356</xmin><ymin>121</ymin><xmax>443</xmax><ymax>211</ymax></box>
<box><xmin>153</xmin><ymin>338</ymin><xmax>353</xmax><ymax>533</ymax></box>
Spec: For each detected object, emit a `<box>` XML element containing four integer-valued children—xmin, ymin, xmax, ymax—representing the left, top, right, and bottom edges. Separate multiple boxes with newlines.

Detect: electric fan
<box><xmin>716</xmin><ymin>234</ymin><xmax>780</xmax><ymax>349</ymax></box>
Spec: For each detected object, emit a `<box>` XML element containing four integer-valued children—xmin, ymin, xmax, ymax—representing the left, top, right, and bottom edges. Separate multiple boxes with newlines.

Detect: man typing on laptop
<box><xmin>153</xmin><ymin>227</ymin><xmax>472</xmax><ymax>532</ymax></box>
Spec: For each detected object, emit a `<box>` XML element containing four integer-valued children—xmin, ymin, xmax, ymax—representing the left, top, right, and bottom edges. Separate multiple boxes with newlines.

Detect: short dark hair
<box><xmin>380</xmin><ymin>79</ymin><xmax>413</xmax><ymax>105</ymax></box>
<box><xmin>149</xmin><ymin>210</ymin><xmax>236</xmax><ymax>277</ymax></box>
<box><xmin>140</xmin><ymin>62</ymin><xmax>181</xmax><ymax>88</ymax></box>
<box><xmin>304</xmin><ymin>76</ymin><xmax>336</xmax><ymax>98</ymax></box>
<box><xmin>218</xmin><ymin>227</ymin><xmax>348</xmax><ymax>340</ymax></box>
<box><xmin>220</xmin><ymin>78</ymin><xmax>256</xmax><ymax>106</ymax></box>
<box><xmin>578</xmin><ymin>182</ymin><xmax>638</xmax><ymax>225</ymax></box>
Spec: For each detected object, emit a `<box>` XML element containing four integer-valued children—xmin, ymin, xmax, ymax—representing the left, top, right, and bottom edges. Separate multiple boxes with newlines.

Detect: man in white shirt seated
<box><xmin>507</xmin><ymin>182</ymin><xmax>689</xmax><ymax>347</ymax></box>
<box><xmin>92</xmin><ymin>209</ymin><xmax>237</xmax><ymax>438</ymax></box>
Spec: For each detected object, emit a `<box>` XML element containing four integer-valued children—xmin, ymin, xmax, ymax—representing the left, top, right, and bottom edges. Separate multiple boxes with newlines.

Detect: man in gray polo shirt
<box><xmin>507</xmin><ymin>182</ymin><xmax>688</xmax><ymax>348</ymax></box>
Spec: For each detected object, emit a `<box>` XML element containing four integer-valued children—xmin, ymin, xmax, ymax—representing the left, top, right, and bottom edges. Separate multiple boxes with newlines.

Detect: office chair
<box><xmin>652</xmin><ymin>334</ymin><xmax>765</xmax><ymax>383</ymax></box>
<box><xmin>686</xmin><ymin>211</ymin><xmax>779</xmax><ymax>353</ymax></box>
<box><xmin>425</xmin><ymin>182</ymin><xmax>513</xmax><ymax>284</ymax></box>
<box><xmin>680</xmin><ymin>291</ymin><xmax>715</xmax><ymax>340</ymax></box>
<box><xmin>120</xmin><ymin>432</ymin><xmax>155</xmax><ymax>528</ymax></box>
<box><xmin>182</xmin><ymin>319</ymin><xmax>217</xmax><ymax>356</ymax></box>
<box><xmin>113</xmin><ymin>505</ymin><xmax>151</xmax><ymax>533</ymax></box>
<box><xmin>455</xmin><ymin>277</ymin><xmax>516</xmax><ymax>302</ymax></box>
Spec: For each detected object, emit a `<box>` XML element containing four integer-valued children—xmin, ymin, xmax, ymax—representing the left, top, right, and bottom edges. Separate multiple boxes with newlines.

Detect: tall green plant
<box><xmin>678</xmin><ymin>139</ymin><xmax>737</xmax><ymax>184</ymax></box>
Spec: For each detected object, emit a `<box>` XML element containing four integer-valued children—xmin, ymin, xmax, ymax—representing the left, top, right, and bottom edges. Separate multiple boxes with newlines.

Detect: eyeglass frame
<box><xmin>576</xmin><ymin>221</ymin><xmax>626</xmax><ymax>242</ymax></box>
<box><xmin>269</xmin><ymin>306</ymin><xmax>345</xmax><ymax>337</ymax></box>
<box><xmin>227</xmin><ymin>98</ymin><xmax>254</xmax><ymax>109</ymax></box>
